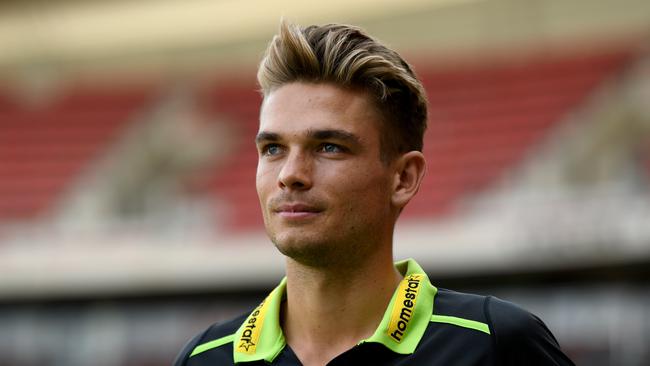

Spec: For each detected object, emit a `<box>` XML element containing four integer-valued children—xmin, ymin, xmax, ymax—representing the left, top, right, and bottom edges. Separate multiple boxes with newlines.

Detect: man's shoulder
<box><xmin>200</xmin><ymin>312</ymin><xmax>249</xmax><ymax>344</ymax></box>
<box><xmin>433</xmin><ymin>288</ymin><xmax>575</xmax><ymax>365</ymax></box>
<box><xmin>173</xmin><ymin>311</ymin><xmax>249</xmax><ymax>366</ymax></box>
<box><xmin>484</xmin><ymin>296</ymin><xmax>567</xmax><ymax>358</ymax></box>
<box><xmin>434</xmin><ymin>287</ymin><xmax>544</xmax><ymax>332</ymax></box>
<box><xmin>433</xmin><ymin>287</ymin><xmax>491</xmax><ymax>322</ymax></box>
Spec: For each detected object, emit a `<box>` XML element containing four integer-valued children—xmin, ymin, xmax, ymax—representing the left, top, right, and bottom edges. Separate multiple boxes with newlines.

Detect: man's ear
<box><xmin>391</xmin><ymin>151</ymin><xmax>426</xmax><ymax>209</ymax></box>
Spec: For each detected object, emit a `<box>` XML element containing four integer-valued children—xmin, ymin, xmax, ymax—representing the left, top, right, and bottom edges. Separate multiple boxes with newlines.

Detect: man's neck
<box><xmin>281</xmin><ymin>252</ymin><xmax>402</xmax><ymax>366</ymax></box>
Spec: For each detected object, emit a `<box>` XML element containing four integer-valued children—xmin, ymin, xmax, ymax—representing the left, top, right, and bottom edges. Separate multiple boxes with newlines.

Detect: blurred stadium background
<box><xmin>1</xmin><ymin>0</ymin><xmax>649</xmax><ymax>365</ymax></box>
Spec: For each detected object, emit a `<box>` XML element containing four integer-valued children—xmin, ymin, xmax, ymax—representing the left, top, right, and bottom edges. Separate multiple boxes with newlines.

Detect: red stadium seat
<box><xmin>0</xmin><ymin>85</ymin><xmax>157</xmax><ymax>221</ymax></box>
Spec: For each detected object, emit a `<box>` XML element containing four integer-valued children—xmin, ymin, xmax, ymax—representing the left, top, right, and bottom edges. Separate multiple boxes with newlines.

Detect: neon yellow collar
<box><xmin>232</xmin><ymin>258</ymin><xmax>437</xmax><ymax>363</ymax></box>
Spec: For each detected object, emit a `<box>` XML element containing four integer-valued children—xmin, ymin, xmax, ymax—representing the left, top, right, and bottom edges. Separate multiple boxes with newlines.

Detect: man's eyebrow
<box><xmin>255</xmin><ymin>129</ymin><xmax>361</xmax><ymax>145</ymax></box>
<box><xmin>308</xmin><ymin>129</ymin><xmax>361</xmax><ymax>145</ymax></box>
<box><xmin>255</xmin><ymin>131</ymin><xmax>280</xmax><ymax>144</ymax></box>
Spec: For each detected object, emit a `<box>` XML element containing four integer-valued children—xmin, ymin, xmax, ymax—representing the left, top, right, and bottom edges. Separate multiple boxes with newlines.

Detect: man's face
<box><xmin>256</xmin><ymin>82</ymin><xmax>396</xmax><ymax>266</ymax></box>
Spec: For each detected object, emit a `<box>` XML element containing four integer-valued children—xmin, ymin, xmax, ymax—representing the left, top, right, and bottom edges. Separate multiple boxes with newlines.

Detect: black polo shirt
<box><xmin>174</xmin><ymin>259</ymin><xmax>574</xmax><ymax>365</ymax></box>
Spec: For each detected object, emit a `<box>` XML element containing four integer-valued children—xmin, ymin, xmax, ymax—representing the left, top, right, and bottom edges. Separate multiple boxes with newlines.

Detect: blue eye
<box><xmin>262</xmin><ymin>144</ymin><xmax>282</xmax><ymax>156</ymax></box>
<box><xmin>320</xmin><ymin>143</ymin><xmax>342</xmax><ymax>153</ymax></box>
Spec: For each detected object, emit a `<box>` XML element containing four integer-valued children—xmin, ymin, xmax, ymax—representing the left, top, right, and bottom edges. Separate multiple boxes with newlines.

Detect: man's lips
<box><xmin>273</xmin><ymin>203</ymin><xmax>322</xmax><ymax>218</ymax></box>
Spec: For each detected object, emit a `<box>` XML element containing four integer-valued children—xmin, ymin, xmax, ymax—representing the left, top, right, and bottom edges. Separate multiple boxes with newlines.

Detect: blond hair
<box><xmin>257</xmin><ymin>21</ymin><xmax>428</xmax><ymax>161</ymax></box>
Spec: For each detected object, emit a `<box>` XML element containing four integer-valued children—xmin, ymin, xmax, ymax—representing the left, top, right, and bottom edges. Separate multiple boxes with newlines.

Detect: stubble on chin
<box><xmin>268</xmin><ymin>226</ymin><xmax>372</xmax><ymax>269</ymax></box>
<box><xmin>271</xmin><ymin>233</ymin><xmax>334</xmax><ymax>268</ymax></box>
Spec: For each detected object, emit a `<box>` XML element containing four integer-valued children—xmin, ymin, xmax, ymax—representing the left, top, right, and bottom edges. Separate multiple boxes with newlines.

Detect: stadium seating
<box><xmin>196</xmin><ymin>80</ymin><xmax>264</xmax><ymax>230</ymax></box>
<box><xmin>413</xmin><ymin>49</ymin><xmax>634</xmax><ymax>218</ymax></box>
<box><xmin>0</xmin><ymin>85</ymin><xmax>155</xmax><ymax>221</ymax></box>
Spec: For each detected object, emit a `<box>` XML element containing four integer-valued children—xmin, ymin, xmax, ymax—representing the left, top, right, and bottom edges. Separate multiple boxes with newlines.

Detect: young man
<box><xmin>174</xmin><ymin>22</ymin><xmax>575</xmax><ymax>365</ymax></box>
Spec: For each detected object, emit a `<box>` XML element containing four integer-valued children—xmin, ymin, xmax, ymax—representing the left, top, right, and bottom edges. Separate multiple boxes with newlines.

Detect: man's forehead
<box><xmin>258</xmin><ymin>82</ymin><xmax>382</xmax><ymax>141</ymax></box>
<box><xmin>262</xmin><ymin>82</ymin><xmax>366</xmax><ymax>107</ymax></box>
<box><xmin>261</xmin><ymin>83</ymin><xmax>380</xmax><ymax>118</ymax></box>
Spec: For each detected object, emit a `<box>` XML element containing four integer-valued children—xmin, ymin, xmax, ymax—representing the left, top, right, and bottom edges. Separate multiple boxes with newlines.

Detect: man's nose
<box><xmin>278</xmin><ymin>150</ymin><xmax>312</xmax><ymax>190</ymax></box>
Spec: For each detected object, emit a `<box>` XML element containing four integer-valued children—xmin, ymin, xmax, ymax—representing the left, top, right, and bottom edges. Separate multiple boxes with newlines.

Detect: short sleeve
<box><xmin>485</xmin><ymin>296</ymin><xmax>575</xmax><ymax>366</ymax></box>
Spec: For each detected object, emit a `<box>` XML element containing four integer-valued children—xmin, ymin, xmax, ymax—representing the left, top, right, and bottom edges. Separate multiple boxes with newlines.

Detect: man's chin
<box><xmin>271</xmin><ymin>235</ymin><xmax>320</xmax><ymax>254</ymax></box>
<box><xmin>271</xmin><ymin>235</ymin><xmax>337</xmax><ymax>267</ymax></box>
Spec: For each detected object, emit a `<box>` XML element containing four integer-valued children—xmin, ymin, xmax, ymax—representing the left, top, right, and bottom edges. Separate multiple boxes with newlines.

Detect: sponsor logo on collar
<box><xmin>236</xmin><ymin>298</ymin><xmax>271</xmax><ymax>354</ymax></box>
<box><xmin>387</xmin><ymin>274</ymin><xmax>422</xmax><ymax>342</ymax></box>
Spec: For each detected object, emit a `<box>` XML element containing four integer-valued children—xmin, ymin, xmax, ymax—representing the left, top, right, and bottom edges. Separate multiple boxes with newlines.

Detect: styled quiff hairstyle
<box><xmin>257</xmin><ymin>21</ymin><xmax>428</xmax><ymax>162</ymax></box>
